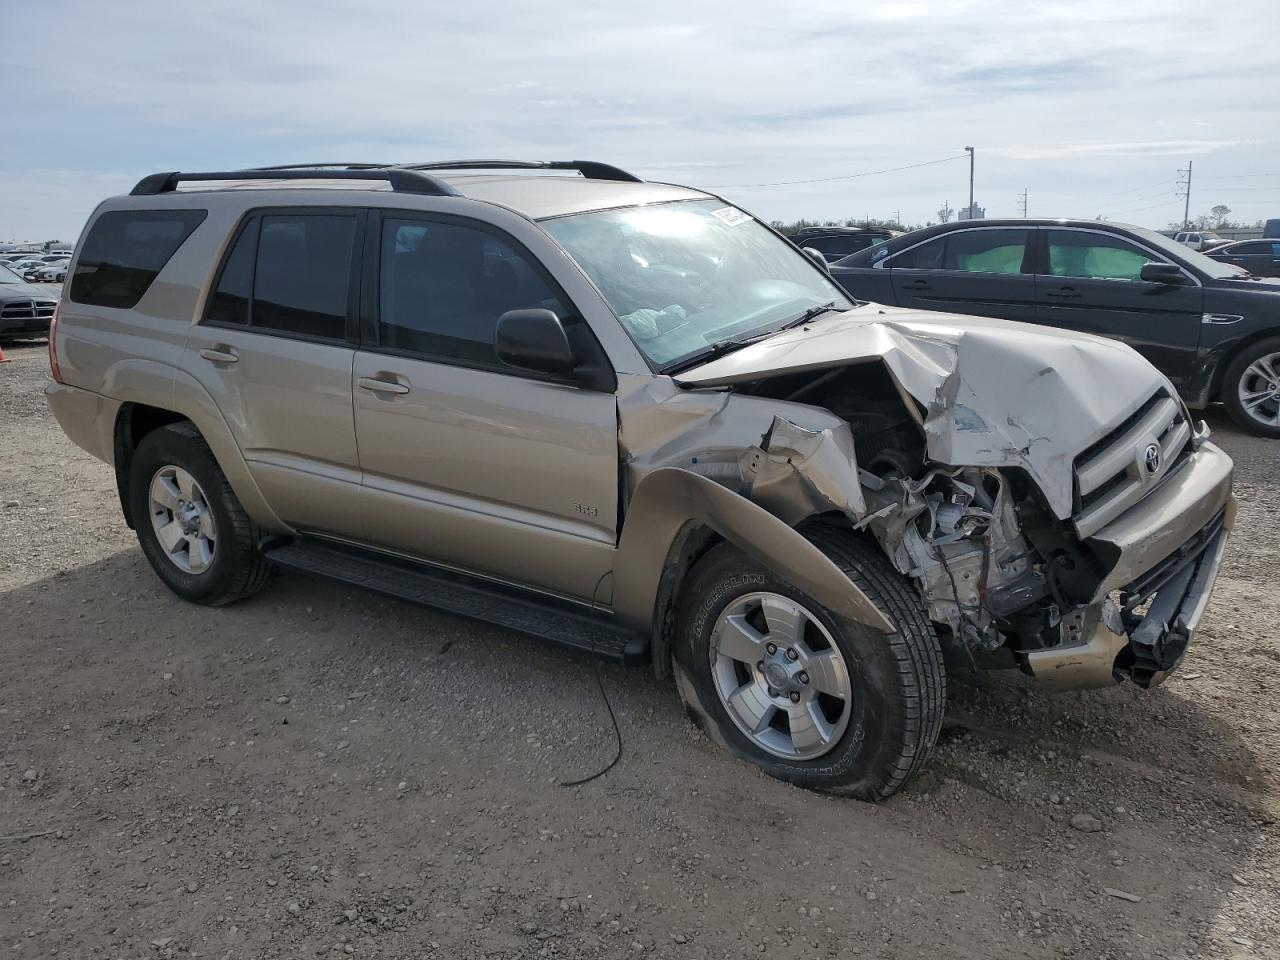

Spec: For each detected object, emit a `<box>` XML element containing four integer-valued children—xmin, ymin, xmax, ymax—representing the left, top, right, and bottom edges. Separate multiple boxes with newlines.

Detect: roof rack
<box><xmin>249</xmin><ymin>162</ymin><xmax>397</xmax><ymax>171</ymax></box>
<box><xmin>398</xmin><ymin>160</ymin><xmax>643</xmax><ymax>183</ymax></box>
<box><xmin>129</xmin><ymin>168</ymin><xmax>461</xmax><ymax>197</ymax></box>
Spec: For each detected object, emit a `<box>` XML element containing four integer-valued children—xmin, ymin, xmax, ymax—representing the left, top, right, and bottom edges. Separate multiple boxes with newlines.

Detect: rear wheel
<box><xmin>128</xmin><ymin>422</ymin><xmax>272</xmax><ymax>605</ymax></box>
<box><xmin>673</xmin><ymin>530</ymin><xmax>945</xmax><ymax>800</ymax></box>
<box><xmin>1222</xmin><ymin>337</ymin><xmax>1280</xmax><ymax>437</ymax></box>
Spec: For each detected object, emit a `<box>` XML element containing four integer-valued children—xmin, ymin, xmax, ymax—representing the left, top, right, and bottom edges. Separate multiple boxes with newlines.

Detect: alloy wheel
<box><xmin>148</xmin><ymin>465</ymin><xmax>216</xmax><ymax>574</ymax></box>
<box><xmin>709</xmin><ymin>592</ymin><xmax>853</xmax><ymax>760</ymax></box>
<box><xmin>1238</xmin><ymin>351</ymin><xmax>1280</xmax><ymax>429</ymax></box>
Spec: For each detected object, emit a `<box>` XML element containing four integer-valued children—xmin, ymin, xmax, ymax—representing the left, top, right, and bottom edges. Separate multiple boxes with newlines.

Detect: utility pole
<box><xmin>1017</xmin><ymin>188</ymin><xmax>1028</xmax><ymax>218</ymax></box>
<box><xmin>965</xmin><ymin>146</ymin><xmax>975</xmax><ymax>218</ymax></box>
<box><xmin>1178</xmin><ymin>161</ymin><xmax>1193</xmax><ymax>229</ymax></box>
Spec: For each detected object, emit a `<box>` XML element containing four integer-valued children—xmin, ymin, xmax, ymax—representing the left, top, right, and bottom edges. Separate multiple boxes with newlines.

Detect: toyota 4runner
<box><xmin>47</xmin><ymin>160</ymin><xmax>1235</xmax><ymax>799</ymax></box>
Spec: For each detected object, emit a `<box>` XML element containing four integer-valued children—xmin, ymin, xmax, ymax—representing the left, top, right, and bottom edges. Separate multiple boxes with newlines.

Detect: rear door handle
<box><xmin>357</xmin><ymin>376</ymin><xmax>410</xmax><ymax>396</ymax></box>
<box><xmin>1044</xmin><ymin>288</ymin><xmax>1081</xmax><ymax>299</ymax></box>
<box><xmin>199</xmin><ymin>347</ymin><xmax>239</xmax><ymax>363</ymax></box>
<box><xmin>900</xmin><ymin>280</ymin><xmax>931</xmax><ymax>291</ymax></box>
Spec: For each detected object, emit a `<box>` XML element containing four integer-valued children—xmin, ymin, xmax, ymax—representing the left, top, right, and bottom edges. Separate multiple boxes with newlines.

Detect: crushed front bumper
<box><xmin>1023</xmin><ymin>439</ymin><xmax>1234</xmax><ymax>691</ymax></box>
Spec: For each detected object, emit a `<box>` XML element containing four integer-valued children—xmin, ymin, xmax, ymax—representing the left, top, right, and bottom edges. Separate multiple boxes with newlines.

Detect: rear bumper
<box><xmin>45</xmin><ymin>380</ymin><xmax>119</xmax><ymax>465</ymax></box>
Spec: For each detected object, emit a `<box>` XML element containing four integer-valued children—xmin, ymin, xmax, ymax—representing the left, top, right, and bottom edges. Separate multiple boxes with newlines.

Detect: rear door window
<box><xmin>253</xmin><ymin>215</ymin><xmax>356</xmax><ymax>339</ymax></box>
<box><xmin>202</xmin><ymin>211</ymin><xmax>358</xmax><ymax>341</ymax></box>
<box><xmin>892</xmin><ymin>229</ymin><xmax>1029</xmax><ymax>274</ymax></box>
<box><xmin>70</xmin><ymin>209</ymin><xmax>207</xmax><ymax>308</ymax></box>
<box><xmin>941</xmin><ymin>229</ymin><xmax>1030</xmax><ymax>274</ymax></box>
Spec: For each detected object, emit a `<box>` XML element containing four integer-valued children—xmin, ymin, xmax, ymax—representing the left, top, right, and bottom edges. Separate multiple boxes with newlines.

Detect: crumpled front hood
<box><xmin>675</xmin><ymin>303</ymin><xmax>1174</xmax><ymax>519</ymax></box>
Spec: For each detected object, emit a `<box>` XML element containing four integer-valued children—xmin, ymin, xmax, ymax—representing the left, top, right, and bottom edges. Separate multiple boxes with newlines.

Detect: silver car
<box><xmin>46</xmin><ymin>161</ymin><xmax>1235</xmax><ymax>798</ymax></box>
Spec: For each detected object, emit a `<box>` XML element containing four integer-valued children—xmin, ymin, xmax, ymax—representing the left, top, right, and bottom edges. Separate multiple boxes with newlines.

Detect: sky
<box><xmin>3</xmin><ymin>0</ymin><xmax>1278</xmax><ymax>242</ymax></box>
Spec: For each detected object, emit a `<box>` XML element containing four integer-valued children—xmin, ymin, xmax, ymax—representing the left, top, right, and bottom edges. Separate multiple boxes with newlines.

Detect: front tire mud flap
<box><xmin>612</xmin><ymin>468</ymin><xmax>896</xmax><ymax>635</ymax></box>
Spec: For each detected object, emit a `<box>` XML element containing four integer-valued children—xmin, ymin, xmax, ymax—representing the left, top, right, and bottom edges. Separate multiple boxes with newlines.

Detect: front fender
<box><xmin>612</xmin><ymin>467</ymin><xmax>896</xmax><ymax>635</ymax></box>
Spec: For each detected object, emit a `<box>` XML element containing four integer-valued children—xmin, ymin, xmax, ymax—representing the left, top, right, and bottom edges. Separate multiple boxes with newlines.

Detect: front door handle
<box><xmin>1044</xmin><ymin>287</ymin><xmax>1082</xmax><ymax>299</ymax></box>
<box><xmin>900</xmin><ymin>280</ymin><xmax>932</xmax><ymax>291</ymax></box>
<box><xmin>199</xmin><ymin>347</ymin><xmax>239</xmax><ymax>363</ymax></box>
<box><xmin>358</xmin><ymin>376</ymin><xmax>410</xmax><ymax>396</ymax></box>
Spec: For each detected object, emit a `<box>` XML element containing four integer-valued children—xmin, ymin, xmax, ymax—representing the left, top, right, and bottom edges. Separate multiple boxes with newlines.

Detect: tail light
<box><xmin>48</xmin><ymin>301</ymin><xmax>63</xmax><ymax>382</ymax></box>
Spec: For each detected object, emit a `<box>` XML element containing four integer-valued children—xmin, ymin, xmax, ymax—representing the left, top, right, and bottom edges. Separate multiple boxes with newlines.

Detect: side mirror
<box><xmin>1140</xmin><ymin>262</ymin><xmax>1185</xmax><ymax>284</ymax></box>
<box><xmin>495</xmin><ymin>308</ymin><xmax>577</xmax><ymax>376</ymax></box>
<box><xmin>801</xmin><ymin>246</ymin><xmax>831</xmax><ymax>270</ymax></box>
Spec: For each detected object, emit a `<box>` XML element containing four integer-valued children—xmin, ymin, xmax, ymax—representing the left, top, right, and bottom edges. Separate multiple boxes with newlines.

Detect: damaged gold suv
<box><xmin>47</xmin><ymin>161</ymin><xmax>1235</xmax><ymax>799</ymax></box>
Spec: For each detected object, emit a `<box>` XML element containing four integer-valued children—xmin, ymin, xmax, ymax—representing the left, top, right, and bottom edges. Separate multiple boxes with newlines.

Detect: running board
<box><xmin>262</xmin><ymin>538</ymin><xmax>648</xmax><ymax>665</ymax></box>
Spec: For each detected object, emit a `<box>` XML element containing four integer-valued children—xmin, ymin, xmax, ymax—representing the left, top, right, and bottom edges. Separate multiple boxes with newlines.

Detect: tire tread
<box><xmin>804</xmin><ymin>526</ymin><xmax>945</xmax><ymax>799</ymax></box>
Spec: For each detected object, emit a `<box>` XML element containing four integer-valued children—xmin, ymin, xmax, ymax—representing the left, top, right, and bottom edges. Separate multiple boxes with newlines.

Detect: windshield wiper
<box><xmin>662</xmin><ymin>329</ymin><xmax>781</xmax><ymax>375</ymax></box>
<box><xmin>663</xmin><ymin>302</ymin><xmax>845</xmax><ymax>375</ymax></box>
<box><xmin>778</xmin><ymin>300</ymin><xmax>841</xmax><ymax>329</ymax></box>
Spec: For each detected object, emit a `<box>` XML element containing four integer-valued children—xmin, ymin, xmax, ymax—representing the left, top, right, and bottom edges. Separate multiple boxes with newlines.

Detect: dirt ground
<box><xmin>2</xmin><ymin>338</ymin><xmax>1277</xmax><ymax>959</ymax></box>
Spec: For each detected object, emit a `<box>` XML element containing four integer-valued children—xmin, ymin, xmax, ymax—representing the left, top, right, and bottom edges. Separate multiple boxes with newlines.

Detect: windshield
<box><xmin>541</xmin><ymin>199</ymin><xmax>853</xmax><ymax>370</ymax></box>
<box><xmin>0</xmin><ymin>263</ymin><xmax>21</xmax><ymax>283</ymax></box>
<box><xmin>1131</xmin><ymin>226</ymin><xmax>1241</xmax><ymax>279</ymax></box>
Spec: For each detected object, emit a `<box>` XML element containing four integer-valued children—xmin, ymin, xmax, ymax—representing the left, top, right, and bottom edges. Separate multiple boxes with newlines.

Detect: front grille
<box><xmin>1072</xmin><ymin>390</ymin><xmax>1191</xmax><ymax>539</ymax></box>
<box><xmin>0</xmin><ymin>299</ymin><xmax>56</xmax><ymax>323</ymax></box>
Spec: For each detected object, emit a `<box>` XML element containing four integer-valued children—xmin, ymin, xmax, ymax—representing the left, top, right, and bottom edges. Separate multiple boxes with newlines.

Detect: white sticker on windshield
<box><xmin>711</xmin><ymin>206</ymin><xmax>752</xmax><ymax>227</ymax></box>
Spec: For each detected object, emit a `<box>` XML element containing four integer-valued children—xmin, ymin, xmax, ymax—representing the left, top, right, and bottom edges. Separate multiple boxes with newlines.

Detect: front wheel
<box><xmin>1222</xmin><ymin>337</ymin><xmax>1280</xmax><ymax>437</ymax></box>
<box><xmin>674</xmin><ymin>529</ymin><xmax>945</xmax><ymax>800</ymax></box>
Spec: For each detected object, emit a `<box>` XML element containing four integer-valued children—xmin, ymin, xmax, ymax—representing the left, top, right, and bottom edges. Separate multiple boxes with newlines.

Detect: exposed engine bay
<box><xmin>732</xmin><ymin>362</ymin><xmax>1075</xmax><ymax>658</ymax></box>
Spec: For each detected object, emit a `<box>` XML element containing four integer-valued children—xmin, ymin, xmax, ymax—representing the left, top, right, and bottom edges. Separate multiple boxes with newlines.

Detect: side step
<box><xmin>262</xmin><ymin>538</ymin><xmax>649</xmax><ymax>665</ymax></box>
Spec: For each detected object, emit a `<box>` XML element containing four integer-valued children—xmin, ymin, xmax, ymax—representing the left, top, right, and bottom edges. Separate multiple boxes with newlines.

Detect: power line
<box><xmin>1052</xmin><ymin>179</ymin><xmax>1176</xmax><ymax>204</ymax></box>
<box><xmin>701</xmin><ymin>154</ymin><xmax>968</xmax><ymax>189</ymax></box>
<box><xmin>1197</xmin><ymin>172</ymin><xmax>1280</xmax><ymax>180</ymax></box>
<box><xmin>1105</xmin><ymin>198</ymin><xmax>1182</xmax><ymax>215</ymax></box>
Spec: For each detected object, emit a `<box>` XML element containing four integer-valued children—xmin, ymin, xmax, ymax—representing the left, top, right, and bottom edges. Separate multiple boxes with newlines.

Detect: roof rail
<box><xmin>249</xmin><ymin>162</ymin><xmax>396</xmax><ymax>171</ymax></box>
<box><xmin>398</xmin><ymin>160</ymin><xmax>643</xmax><ymax>183</ymax></box>
<box><xmin>129</xmin><ymin>168</ymin><xmax>462</xmax><ymax>197</ymax></box>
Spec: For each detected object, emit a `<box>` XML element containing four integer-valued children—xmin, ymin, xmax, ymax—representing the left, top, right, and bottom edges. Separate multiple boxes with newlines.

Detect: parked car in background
<box><xmin>831</xmin><ymin>218</ymin><xmax>1280</xmax><ymax>436</ymax></box>
<box><xmin>1174</xmin><ymin>230</ymin><xmax>1231</xmax><ymax>252</ymax></box>
<box><xmin>32</xmin><ymin>259</ymin><xmax>70</xmax><ymax>282</ymax></box>
<box><xmin>1263</xmin><ymin>219</ymin><xmax>1280</xmax><ymax>239</ymax></box>
<box><xmin>45</xmin><ymin>161</ymin><xmax>1234</xmax><ymax>799</ymax></box>
<box><xmin>8</xmin><ymin>258</ymin><xmax>45</xmax><ymax>275</ymax></box>
<box><xmin>1206</xmin><ymin>239</ymin><xmax>1280</xmax><ymax>278</ymax></box>
<box><xmin>0</xmin><ymin>261</ymin><xmax>57</xmax><ymax>342</ymax></box>
<box><xmin>786</xmin><ymin>226</ymin><xmax>896</xmax><ymax>263</ymax></box>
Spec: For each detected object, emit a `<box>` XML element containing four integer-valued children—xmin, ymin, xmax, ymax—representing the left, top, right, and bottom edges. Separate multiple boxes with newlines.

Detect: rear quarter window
<box><xmin>70</xmin><ymin>209</ymin><xmax>207</xmax><ymax>308</ymax></box>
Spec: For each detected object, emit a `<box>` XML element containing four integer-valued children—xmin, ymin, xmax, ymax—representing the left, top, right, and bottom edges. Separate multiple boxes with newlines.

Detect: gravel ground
<box><xmin>2</xmin><ymin>338</ymin><xmax>1277</xmax><ymax>959</ymax></box>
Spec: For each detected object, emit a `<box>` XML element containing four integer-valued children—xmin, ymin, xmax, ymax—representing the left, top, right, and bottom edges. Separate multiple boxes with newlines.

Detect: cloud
<box><xmin>993</xmin><ymin>139</ymin><xmax>1246</xmax><ymax>161</ymax></box>
<box><xmin>2</xmin><ymin>0</ymin><xmax>1278</xmax><ymax>238</ymax></box>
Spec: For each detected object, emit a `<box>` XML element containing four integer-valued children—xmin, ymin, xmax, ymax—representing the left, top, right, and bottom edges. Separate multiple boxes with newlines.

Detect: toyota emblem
<box><xmin>1143</xmin><ymin>443</ymin><xmax>1161</xmax><ymax>475</ymax></box>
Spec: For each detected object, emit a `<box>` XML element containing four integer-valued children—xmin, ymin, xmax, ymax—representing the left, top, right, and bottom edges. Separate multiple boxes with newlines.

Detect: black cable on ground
<box><xmin>559</xmin><ymin>570</ymin><xmax>624</xmax><ymax>788</ymax></box>
<box><xmin>559</xmin><ymin>661</ymin><xmax>623</xmax><ymax>787</ymax></box>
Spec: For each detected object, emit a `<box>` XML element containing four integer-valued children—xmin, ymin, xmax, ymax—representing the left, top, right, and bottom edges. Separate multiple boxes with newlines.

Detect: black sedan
<box><xmin>1206</xmin><ymin>239</ymin><xmax>1280</xmax><ymax>278</ymax></box>
<box><xmin>831</xmin><ymin>219</ymin><xmax>1280</xmax><ymax>436</ymax></box>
